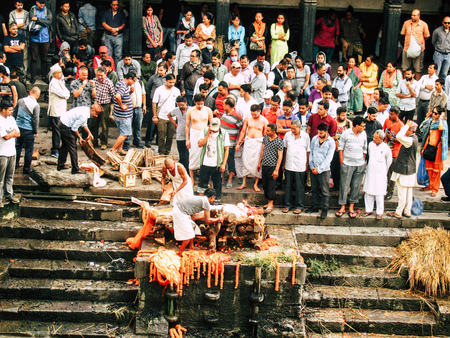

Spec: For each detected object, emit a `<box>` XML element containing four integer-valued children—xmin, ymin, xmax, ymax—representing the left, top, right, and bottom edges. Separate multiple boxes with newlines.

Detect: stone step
<box><xmin>0</xmin><ymin>218</ymin><xmax>141</xmax><ymax>242</ymax></box>
<box><xmin>295</xmin><ymin>226</ymin><xmax>408</xmax><ymax>247</ymax></box>
<box><xmin>0</xmin><ymin>278</ymin><xmax>138</xmax><ymax>302</ymax></box>
<box><xmin>306</xmin><ymin>267</ymin><xmax>408</xmax><ymax>290</ymax></box>
<box><xmin>304</xmin><ymin>285</ymin><xmax>435</xmax><ymax>312</ymax></box>
<box><xmin>266</xmin><ymin>209</ymin><xmax>450</xmax><ymax>229</ymax></box>
<box><xmin>300</xmin><ymin>243</ymin><xmax>395</xmax><ymax>268</ymax></box>
<box><xmin>0</xmin><ymin>299</ymin><xmax>130</xmax><ymax>323</ymax></box>
<box><xmin>305</xmin><ymin>308</ymin><xmax>436</xmax><ymax>336</ymax></box>
<box><xmin>0</xmin><ymin>238</ymin><xmax>136</xmax><ymax>262</ymax></box>
<box><xmin>0</xmin><ymin>320</ymin><xmax>131</xmax><ymax>337</ymax></box>
<box><xmin>8</xmin><ymin>258</ymin><xmax>134</xmax><ymax>281</ymax></box>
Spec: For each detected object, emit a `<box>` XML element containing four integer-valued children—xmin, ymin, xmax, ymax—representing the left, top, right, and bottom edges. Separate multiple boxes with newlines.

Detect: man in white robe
<box><xmin>362</xmin><ymin>130</ymin><xmax>392</xmax><ymax>219</ymax></box>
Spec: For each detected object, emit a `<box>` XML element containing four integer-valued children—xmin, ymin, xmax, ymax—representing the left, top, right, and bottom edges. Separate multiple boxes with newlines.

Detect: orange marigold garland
<box><xmin>235</xmin><ymin>261</ymin><xmax>241</xmax><ymax>289</ymax></box>
<box><xmin>292</xmin><ymin>253</ymin><xmax>297</xmax><ymax>285</ymax></box>
<box><xmin>274</xmin><ymin>259</ymin><xmax>280</xmax><ymax>292</ymax></box>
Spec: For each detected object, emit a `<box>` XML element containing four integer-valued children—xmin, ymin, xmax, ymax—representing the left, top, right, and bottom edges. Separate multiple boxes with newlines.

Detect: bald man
<box><xmin>400</xmin><ymin>9</ymin><xmax>430</xmax><ymax>80</ymax></box>
<box><xmin>432</xmin><ymin>16</ymin><xmax>450</xmax><ymax>79</ymax></box>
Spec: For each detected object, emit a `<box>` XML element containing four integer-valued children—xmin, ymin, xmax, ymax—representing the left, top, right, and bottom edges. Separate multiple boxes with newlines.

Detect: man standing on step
<box><xmin>0</xmin><ymin>101</ymin><xmax>20</xmax><ymax>208</ymax></box>
<box><xmin>387</xmin><ymin>121</ymin><xmax>418</xmax><ymax>219</ymax></box>
<box><xmin>336</xmin><ymin>115</ymin><xmax>367</xmax><ymax>219</ymax></box>
<box><xmin>102</xmin><ymin>0</ymin><xmax>126</xmax><ymax>67</ymax></box>
<box><xmin>308</xmin><ymin>123</ymin><xmax>335</xmax><ymax>219</ymax></box>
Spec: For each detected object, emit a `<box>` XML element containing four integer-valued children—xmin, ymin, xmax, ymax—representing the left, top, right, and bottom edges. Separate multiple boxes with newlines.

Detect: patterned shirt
<box><xmin>261</xmin><ymin>134</ymin><xmax>283</xmax><ymax>167</ymax></box>
<box><xmin>70</xmin><ymin>79</ymin><xmax>93</xmax><ymax>108</ymax></box>
<box><xmin>94</xmin><ymin>76</ymin><xmax>115</xmax><ymax>105</ymax></box>
<box><xmin>220</xmin><ymin>108</ymin><xmax>243</xmax><ymax>145</ymax></box>
<box><xmin>113</xmin><ymin>80</ymin><xmax>133</xmax><ymax>119</ymax></box>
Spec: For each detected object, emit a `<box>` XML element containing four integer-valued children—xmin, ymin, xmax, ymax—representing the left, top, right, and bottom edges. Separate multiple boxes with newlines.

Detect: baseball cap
<box><xmin>210</xmin><ymin>118</ymin><xmax>221</xmax><ymax>132</ymax></box>
<box><xmin>99</xmin><ymin>46</ymin><xmax>108</xmax><ymax>53</ymax></box>
<box><xmin>263</xmin><ymin>90</ymin><xmax>274</xmax><ymax>99</ymax></box>
<box><xmin>231</xmin><ymin>62</ymin><xmax>241</xmax><ymax>68</ymax></box>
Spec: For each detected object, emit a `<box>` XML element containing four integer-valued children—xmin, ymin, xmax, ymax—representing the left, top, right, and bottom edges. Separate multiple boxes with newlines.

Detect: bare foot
<box><xmin>237</xmin><ymin>184</ymin><xmax>247</xmax><ymax>190</ymax></box>
<box><xmin>254</xmin><ymin>184</ymin><xmax>261</xmax><ymax>192</ymax></box>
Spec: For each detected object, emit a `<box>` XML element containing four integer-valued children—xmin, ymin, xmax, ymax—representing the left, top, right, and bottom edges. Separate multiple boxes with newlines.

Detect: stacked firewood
<box><xmin>151</xmin><ymin>208</ymin><xmax>268</xmax><ymax>251</ymax></box>
<box><xmin>140</xmin><ymin>148</ymin><xmax>172</xmax><ymax>185</ymax></box>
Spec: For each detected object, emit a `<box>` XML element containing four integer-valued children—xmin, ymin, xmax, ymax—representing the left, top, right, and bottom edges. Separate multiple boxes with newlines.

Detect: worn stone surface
<box><xmin>30</xmin><ymin>166</ymin><xmax>91</xmax><ymax>187</ymax></box>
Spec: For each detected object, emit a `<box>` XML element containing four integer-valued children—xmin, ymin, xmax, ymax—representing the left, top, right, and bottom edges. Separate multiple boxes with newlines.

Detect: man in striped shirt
<box><xmin>111</xmin><ymin>71</ymin><xmax>135</xmax><ymax>155</ymax></box>
<box><xmin>220</xmin><ymin>96</ymin><xmax>243</xmax><ymax>188</ymax></box>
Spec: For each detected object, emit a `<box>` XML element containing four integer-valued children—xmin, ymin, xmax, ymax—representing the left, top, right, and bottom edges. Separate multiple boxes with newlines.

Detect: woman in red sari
<box><xmin>419</xmin><ymin>106</ymin><xmax>448</xmax><ymax>197</ymax></box>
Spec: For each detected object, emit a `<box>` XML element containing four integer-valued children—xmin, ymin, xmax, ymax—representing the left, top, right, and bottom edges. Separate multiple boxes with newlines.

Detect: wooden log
<box><xmin>230</xmin><ymin>217</ymin><xmax>255</xmax><ymax>226</ymax></box>
<box><xmin>208</xmin><ymin>222</ymin><xmax>221</xmax><ymax>251</ymax></box>
<box><xmin>159</xmin><ymin>182</ymin><xmax>173</xmax><ymax>203</ymax></box>
<box><xmin>81</xmin><ymin>140</ymin><xmax>106</xmax><ymax>167</ymax></box>
<box><xmin>142</xmin><ymin>170</ymin><xmax>152</xmax><ymax>185</ymax></box>
<box><xmin>145</xmin><ymin>148</ymin><xmax>154</xmax><ymax>167</ymax></box>
<box><xmin>155</xmin><ymin>215</ymin><xmax>173</xmax><ymax>225</ymax></box>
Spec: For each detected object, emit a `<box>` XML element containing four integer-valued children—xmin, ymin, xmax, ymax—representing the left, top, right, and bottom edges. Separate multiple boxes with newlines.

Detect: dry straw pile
<box><xmin>388</xmin><ymin>226</ymin><xmax>450</xmax><ymax>297</ymax></box>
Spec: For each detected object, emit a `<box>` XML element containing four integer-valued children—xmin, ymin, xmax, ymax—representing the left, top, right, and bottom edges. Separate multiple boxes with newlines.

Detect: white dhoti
<box><xmin>171</xmin><ymin>176</ymin><xmax>194</xmax><ymax>206</ymax></box>
<box><xmin>235</xmin><ymin>145</ymin><xmax>244</xmax><ymax>178</ymax></box>
<box><xmin>172</xmin><ymin>205</ymin><xmax>202</xmax><ymax>241</ymax></box>
<box><xmin>189</xmin><ymin>128</ymin><xmax>204</xmax><ymax>170</ymax></box>
<box><xmin>242</xmin><ymin>136</ymin><xmax>263</xmax><ymax>179</ymax></box>
<box><xmin>391</xmin><ymin>172</ymin><xmax>415</xmax><ymax>216</ymax></box>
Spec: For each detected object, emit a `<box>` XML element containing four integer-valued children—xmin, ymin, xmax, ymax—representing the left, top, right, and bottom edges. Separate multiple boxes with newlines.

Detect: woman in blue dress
<box><xmin>228</xmin><ymin>14</ymin><xmax>246</xmax><ymax>58</ymax></box>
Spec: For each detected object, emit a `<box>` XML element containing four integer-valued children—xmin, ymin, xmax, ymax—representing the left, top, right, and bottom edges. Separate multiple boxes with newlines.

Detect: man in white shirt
<box><xmin>0</xmin><ymin>101</ymin><xmax>20</xmax><ymax>207</ymax></box>
<box><xmin>276</xmin><ymin>79</ymin><xmax>292</xmax><ymax>109</ymax></box>
<box><xmin>152</xmin><ymin>74</ymin><xmax>180</xmax><ymax>155</ymax></box>
<box><xmin>224</xmin><ymin>62</ymin><xmax>244</xmax><ymax>98</ymax></box>
<box><xmin>236</xmin><ymin>84</ymin><xmax>258</xmax><ymax>120</ymax></box>
<box><xmin>175</xmin><ymin>33</ymin><xmax>199</xmax><ymax>72</ymax></box>
<box><xmin>240</xmin><ymin>55</ymin><xmax>252</xmax><ymax>84</ymax></box>
<box><xmin>249</xmin><ymin>50</ymin><xmax>270</xmax><ymax>80</ymax></box>
<box><xmin>396</xmin><ymin>67</ymin><xmax>419</xmax><ymax>123</ymax></box>
<box><xmin>416</xmin><ymin>63</ymin><xmax>438</xmax><ymax>127</ymax></box>
<box><xmin>311</xmin><ymin>85</ymin><xmax>340</xmax><ymax>118</ymax></box>
<box><xmin>332</xmin><ymin>65</ymin><xmax>353</xmax><ymax>111</ymax></box>
<box><xmin>282</xmin><ymin>119</ymin><xmax>310</xmax><ymax>214</ymax></box>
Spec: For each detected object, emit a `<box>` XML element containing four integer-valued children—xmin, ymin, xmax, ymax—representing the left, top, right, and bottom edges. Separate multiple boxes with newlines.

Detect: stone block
<box><xmin>49</xmin><ymin>187</ymin><xmax>84</xmax><ymax>195</ymax></box>
<box><xmin>30</xmin><ymin>167</ymin><xmax>91</xmax><ymax>187</ymax></box>
<box><xmin>135</xmin><ymin>257</ymin><xmax>150</xmax><ymax>279</ymax></box>
<box><xmin>100</xmin><ymin>210</ymin><xmax>123</xmax><ymax>221</ymax></box>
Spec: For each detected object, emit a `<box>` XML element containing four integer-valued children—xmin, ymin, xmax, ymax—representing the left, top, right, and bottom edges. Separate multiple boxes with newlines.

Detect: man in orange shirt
<box><xmin>383</xmin><ymin>106</ymin><xmax>404</xmax><ymax>200</ymax></box>
<box><xmin>400</xmin><ymin>9</ymin><xmax>430</xmax><ymax>80</ymax></box>
<box><xmin>262</xmin><ymin>95</ymin><xmax>282</xmax><ymax>124</ymax></box>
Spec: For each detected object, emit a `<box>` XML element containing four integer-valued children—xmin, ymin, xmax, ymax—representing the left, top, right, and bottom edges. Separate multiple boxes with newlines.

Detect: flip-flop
<box><xmin>226</xmin><ymin>183</ymin><xmax>233</xmax><ymax>189</ymax></box>
<box><xmin>282</xmin><ymin>208</ymin><xmax>290</xmax><ymax>213</ymax></box>
<box><xmin>362</xmin><ymin>212</ymin><xmax>373</xmax><ymax>217</ymax></box>
<box><xmin>387</xmin><ymin>212</ymin><xmax>402</xmax><ymax>219</ymax></box>
<box><xmin>403</xmin><ymin>213</ymin><xmax>411</xmax><ymax>218</ymax></box>
<box><xmin>349</xmin><ymin>211</ymin><xmax>357</xmax><ymax>218</ymax></box>
<box><xmin>265</xmin><ymin>208</ymin><xmax>273</xmax><ymax>214</ymax></box>
<box><xmin>376</xmin><ymin>214</ymin><xmax>383</xmax><ymax>220</ymax></box>
<box><xmin>293</xmin><ymin>209</ymin><xmax>302</xmax><ymax>214</ymax></box>
<box><xmin>335</xmin><ymin>211</ymin><xmax>345</xmax><ymax>217</ymax></box>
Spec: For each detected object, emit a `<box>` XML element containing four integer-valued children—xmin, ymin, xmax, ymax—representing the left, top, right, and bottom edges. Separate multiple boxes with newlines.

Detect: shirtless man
<box><xmin>235</xmin><ymin>104</ymin><xmax>268</xmax><ymax>191</ymax></box>
<box><xmin>185</xmin><ymin>93</ymin><xmax>213</xmax><ymax>184</ymax></box>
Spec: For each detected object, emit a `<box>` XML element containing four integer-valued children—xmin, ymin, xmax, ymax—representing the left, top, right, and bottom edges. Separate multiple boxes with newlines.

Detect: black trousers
<box><xmin>15</xmin><ymin>128</ymin><xmax>35</xmax><ymax>173</ymax></box>
<box><xmin>261</xmin><ymin>166</ymin><xmax>277</xmax><ymax>201</ymax></box>
<box><xmin>284</xmin><ymin>170</ymin><xmax>306</xmax><ymax>209</ymax></box>
<box><xmin>198</xmin><ymin>165</ymin><xmax>222</xmax><ymax>199</ymax></box>
<box><xmin>58</xmin><ymin>123</ymin><xmax>79</xmax><ymax>173</ymax></box>
<box><xmin>177</xmin><ymin>140</ymin><xmax>189</xmax><ymax>172</ymax></box>
<box><xmin>330</xmin><ymin>151</ymin><xmax>341</xmax><ymax>191</ymax></box>
<box><xmin>399</xmin><ymin>109</ymin><xmax>416</xmax><ymax>124</ymax></box>
<box><xmin>50</xmin><ymin>116</ymin><xmax>61</xmax><ymax>154</ymax></box>
<box><xmin>311</xmin><ymin>170</ymin><xmax>331</xmax><ymax>210</ymax></box>
<box><xmin>30</xmin><ymin>41</ymin><xmax>49</xmax><ymax>80</ymax></box>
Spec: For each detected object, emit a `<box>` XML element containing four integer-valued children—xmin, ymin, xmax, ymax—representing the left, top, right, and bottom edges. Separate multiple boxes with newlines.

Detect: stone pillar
<box><xmin>215</xmin><ymin>0</ymin><xmax>230</xmax><ymax>38</ymax></box>
<box><xmin>47</xmin><ymin>0</ymin><xmax>57</xmax><ymax>53</ymax></box>
<box><xmin>380</xmin><ymin>0</ymin><xmax>403</xmax><ymax>67</ymax></box>
<box><xmin>129</xmin><ymin>0</ymin><xmax>143</xmax><ymax>56</ymax></box>
<box><xmin>298</xmin><ymin>0</ymin><xmax>317</xmax><ymax>63</ymax></box>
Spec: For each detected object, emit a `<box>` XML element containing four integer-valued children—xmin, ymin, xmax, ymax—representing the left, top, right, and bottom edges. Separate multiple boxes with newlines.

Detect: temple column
<box><xmin>129</xmin><ymin>0</ymin><xmax>144</xmax><ymax>56</ymax></box>
<box><xmin>215</xmin><ymin>0</ymin><xmax>230</xmax><ymax>40</ymax></box>
<box><xmin>298</xmin><ymin>0</ymin><xmax>317</xmax><ymax>63</ymax></box>
<box><xmin>380</xmin><ymin>0</ymin><xmax>403</xmax><ymax>67</ymax></box>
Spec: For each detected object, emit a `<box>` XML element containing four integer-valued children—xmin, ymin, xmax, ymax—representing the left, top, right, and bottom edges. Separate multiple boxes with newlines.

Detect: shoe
<box><xmin>51</xmin><ymin>153</ymin><xmax>59</xmax><ymax>158</ymax></box>
<box><xmin>215</xmin><ymin>198</ymin><xmax>222</xmax><ymax>203</ymax></box>
<box><xmin>226</xmin><ymin>183</ymin><xmax>233</xmax><ymax>189</ymax></box>
<box><xmin>7</xmin><ymin>195</ymin><xmax>20</xmax><ymax>204</ymax></box>
<box><xmin>22</xmin><ymin>169</ymin><xmax>30</xmax><ymax>174</ymax></box>
<box><xmin>441</xmin><ymin>197</ymin><xmax>450</xmax><ymax>202</ymax></box>
<box><xmin>72</xmin><ymin>170</ymin><xmax>84</xmax><ymax>174</ymax></box>
<box><xmin>101</xmin><ymin>145</ymin><xmax>107</xmax><ymax>150</ymax></box>
<box><xmin>134</xmin><ymin>143</ymin><xmax>144</xmax><ymax>149</ymax></box>
<box><xmin>305</xmin><ymin>207</ymin><xmax>319</xmax><ymax>213</ymax></box>
<box><xmin>30</xmin><ymin>77</ymin><xmax>36</xmax><ymax>84</ymax></box>
<box><xmin>385</xmin><ymin>192</ymin><xmax>393</xmax><ymax>200</ymax></box>
<box><xmin>42</xmin><ymin>77</ymin><xmax>49</xmax><ymax>84</ymax></box>
<box><xmin>122</xmin><ymin>147</ymin><xmax>129</xmax><ymax>151</ymax></box>
<box><xmin>320</xmin><ymin>209</ymin><xmax>328</xmax><ymax>219</ymax></box>
<box><xmin>145</xmin><ymin>141</ymin><xmax>151</xmax><ymax>148</ymax></box>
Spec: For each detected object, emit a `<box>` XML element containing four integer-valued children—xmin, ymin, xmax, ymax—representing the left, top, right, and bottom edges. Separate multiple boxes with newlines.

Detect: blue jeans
<box><xmin>433</xmin><ymin>51</ymin><xmax>450</xmax><ymax>80</ymax></box>
<box><xmin>185</xmin><ymin>89</ymin><xmax>194</xmax><ymax>106</ymax></box>
<box><xmin>124</xmin><ymin>107</ymin><xmax>144</xmax><ymax>149</ymax></box>
<box><xmin>442</xmin><ymin>168</ymin><xmax>450</xmax><ymax>197</ymax></box>
<box><xmin>162</xmin><ymin>27</ymin><xmax>176</xmax><ymax>53</ymax></box>
<box><xmin>104</xmin><ymin>33</ymin><xmax>123</xmax><ymax>68</ymax></box>
<box><xmin>16</xmin><ymin>128</ymin><xmax>35</xmax><ymax>173</ymax></box>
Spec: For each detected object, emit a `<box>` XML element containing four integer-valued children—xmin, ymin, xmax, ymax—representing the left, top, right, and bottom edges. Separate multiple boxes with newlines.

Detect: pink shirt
<box><xmin>314</xmin><ymin>17</ymin><xmax>340</xmax><ymax>48</ymax></box>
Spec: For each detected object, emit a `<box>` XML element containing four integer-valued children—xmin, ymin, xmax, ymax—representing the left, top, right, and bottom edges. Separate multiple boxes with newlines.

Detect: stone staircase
<box><xmin>0</xmin><ymin>199</ymin><xmax>142</xmax><ymax>337</ymax></box>
<box><xmin>0</xmin><ymin>196</ymin><xmax>449</xmax><ymax>336</ymax></box>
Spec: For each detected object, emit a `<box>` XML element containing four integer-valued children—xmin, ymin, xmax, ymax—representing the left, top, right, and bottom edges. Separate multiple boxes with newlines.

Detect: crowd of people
<box><xmin>0</xmin><ymin>1</ymin><xmax>449</xmax><ymax>220</ymax></box>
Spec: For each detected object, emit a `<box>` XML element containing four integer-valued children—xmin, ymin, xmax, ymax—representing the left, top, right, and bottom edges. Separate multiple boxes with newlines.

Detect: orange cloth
<box><xmin>383</xmin><ymin>119</ymin><xmax>404</xmax><ymax>158</ymax></box>
<box><xmin>126</xmin><ymin>203</ymin><xmax>158</xmax><ymax>250</ymax></box>
<box><xmin>401</xmin><ymin>19</ymin><xmax>430</xmax><ymax>52</ymax></box>
<box><xmin>424</xmin><ymin>128</ymin><xmax>443</xmax><ymax>193</ymax></box>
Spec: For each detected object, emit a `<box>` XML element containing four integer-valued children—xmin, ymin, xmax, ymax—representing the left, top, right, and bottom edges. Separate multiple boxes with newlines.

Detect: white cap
<box><xmin>263</xmin><ymin>89</ymin><xmax>274</xmax><ymax>99</ymax></box>
<box><xmin>50</xmin><ymin>64</ymin><xmax>62</xmax><ymax>75</ymax></box>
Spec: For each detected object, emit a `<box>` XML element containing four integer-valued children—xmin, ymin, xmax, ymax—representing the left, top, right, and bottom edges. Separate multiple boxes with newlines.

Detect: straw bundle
<box><xmin>387</xmin><ymin>226</ymin><xmax>450</xmax><ymax>297</ymax></box>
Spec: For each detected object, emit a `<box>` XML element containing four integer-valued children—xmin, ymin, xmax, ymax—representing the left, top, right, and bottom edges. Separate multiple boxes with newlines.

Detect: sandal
<box><xmin>293</xmin><ymin>209</ymin><xmax>302</xmax><ymax>214</ymax></box>
<box><xmin>335</xmin><ymin>211</ymin><xmax>345</xmax><ymax>217</ymax></box>
<box><xmin>349</xmin><ymin>211</ymin><xmax>357</xmax><ymax>218</ymax></box>
<box><xmin>403</xmin><ymin>213</ymin><xmax>411</xmax><ymax>218</ymax></box>
<box><xmin>362</xmin><ymin>212</ymin><xmax>373</xmax><ymax>217</ymax></box>
<box><xmin>420</xmin><ymin>187</ymin><xmax>430</xmax><ymax>191</ymax></box>
<box><xmin>226</xmin><ymin>183</ymin><xmax>233</xmax><ymax>189</ymax></box>
<box><xmin>376</xmin><ymin>214</ymin><xmax>383</xmax><ymax>220</ymax></box>
<box><xmin>282</xmin><ymin>208</ymin><xmax>290</xmax><ymax>213</ymax></box>
<box><xmin>265</xmin><ymin>207</ymin><xmax>273</xmax><ymax>214</ymax></box>
<box><xmin>387</xmin><ymin>211</ymin><xmax>402</xmax><ymax>219</ymax></box>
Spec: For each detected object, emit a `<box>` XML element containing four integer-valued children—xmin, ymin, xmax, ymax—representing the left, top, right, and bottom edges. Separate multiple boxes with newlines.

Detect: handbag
<box><xmin>406</xmin><ymin>34</ymin><xmax>422</xmax><ymax>59</ymax></box>
<box><xmin>224</xmin><ymin>40</ymin><xmax>238</xmax><ymax>55</ymax></box>
<box><xmin>417</xmin><ymin>156</ymin><xmax>429</xmax><ymax>187</ymax></box>
<box><xmin>422</xmin><ymin>136</ymin><xmax>440</xmax><ymax>162</ymax></box>
<box><xmin>250</xmin><ymin>34</ymin><xmax>264</xmax><ymax>51</ymax></box>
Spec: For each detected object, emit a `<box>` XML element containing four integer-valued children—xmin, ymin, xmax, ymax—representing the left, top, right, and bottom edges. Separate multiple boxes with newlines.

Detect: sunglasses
<box><xmin>444</xmin><ymin>22</ymin><xmax>450</xmax><ymax>24</ymax></box>
<box><xmin>433</xmin><ymin>112</ymin><xmax>440</xmax><ymax>115</ymax></box>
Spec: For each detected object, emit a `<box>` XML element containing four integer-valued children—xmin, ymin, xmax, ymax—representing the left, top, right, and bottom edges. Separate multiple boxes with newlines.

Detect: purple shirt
<box><xmin>308</xmin><ymin>89</ymin><xmax>322</xmax><ymax>104</ymax></box>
